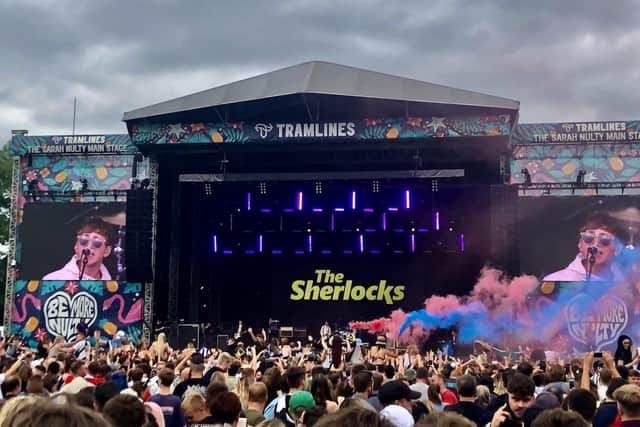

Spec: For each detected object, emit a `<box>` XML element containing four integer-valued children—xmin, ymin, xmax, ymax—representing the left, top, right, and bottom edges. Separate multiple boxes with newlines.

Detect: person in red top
<box><xmin>85</xmin><ymin>361</ymin><xmax>105</xmax><ymax>385</ymax></box>
<box><xmin>430</xmin><ymin>372</ymin><xmax>458</xmax><ymax>404</ymax></box>
<box><xmin>64</xmin><ymin>360</ymin><xmax>86</xmax><ymax>384</ymax></box>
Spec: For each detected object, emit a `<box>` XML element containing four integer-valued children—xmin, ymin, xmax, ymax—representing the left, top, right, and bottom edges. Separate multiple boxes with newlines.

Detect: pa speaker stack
<box><xmin>125</xmin><ymin>189</ymin><xmax>154</xmax><ymax>282</ymax></box>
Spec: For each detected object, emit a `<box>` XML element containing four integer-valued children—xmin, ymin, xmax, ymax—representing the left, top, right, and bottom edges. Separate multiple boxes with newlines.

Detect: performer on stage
<box><xmin>43</xmin><ymin>217</ymin><xmax>114</xmax><ymax>280</ymax></box>
<box><xmin>543</xmin><ymin>213</ymin><xmax>623</xmax><ymax>282</ymax></box>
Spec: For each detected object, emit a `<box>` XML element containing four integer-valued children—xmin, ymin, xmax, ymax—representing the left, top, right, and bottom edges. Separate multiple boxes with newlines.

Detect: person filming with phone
<box><xmin>489</xmin><ymin>373</ymin><xmax>535</xmax><ymax>427</ymax></box>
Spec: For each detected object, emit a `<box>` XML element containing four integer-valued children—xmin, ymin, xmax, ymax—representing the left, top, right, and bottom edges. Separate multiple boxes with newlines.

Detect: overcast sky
<box><xmin>1</xmin><ymin>0</ymin><xmax>638</xmax><ymax>140</ymax></box>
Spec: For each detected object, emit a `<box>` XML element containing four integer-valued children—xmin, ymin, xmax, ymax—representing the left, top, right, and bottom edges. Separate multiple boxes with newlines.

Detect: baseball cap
<box><xmin>380</xmin><ymin>404</ymin><xmax>414</xmax><ymax>427</ymax></box>
<box><xmin>378</xmin><ymin>380</ymin><xmax>421</xmax><ymax>404</ymax></box>
<box><xmin>289</xmin><ymin>390</ymin><xmax>316</xmax><ymax>411</ymax></box>
<box><xmin>404</xmin><ymin>369</ymin><xmax>416</xmax><ymax>382</ymax></box>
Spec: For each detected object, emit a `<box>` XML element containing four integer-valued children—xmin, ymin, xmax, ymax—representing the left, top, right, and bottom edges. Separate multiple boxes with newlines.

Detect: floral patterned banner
<box><xmin>11</xmin><ymin>135</ymin><xmax>136</xmax><ymax>157</ymax></box>
<box><xmin>131</xmin><ymin>115</ymin><xmax>513</xmax><ymax>145</ymax></box>
<box><xmin>12</xmin><ymin>280</ymin><xmax>143</xmax><ymax>346</ymax></box>
<box><xmin>514</xmin><ymin>121</ymin><xmax>640</xmax><ymax>144</ymax></box>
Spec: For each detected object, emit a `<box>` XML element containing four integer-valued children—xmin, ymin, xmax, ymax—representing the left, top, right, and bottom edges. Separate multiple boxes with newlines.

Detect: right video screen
<box><xmin>517</xmin><ymin>196</ymin><xmax>640</xmax><ymax>282</ymax></box>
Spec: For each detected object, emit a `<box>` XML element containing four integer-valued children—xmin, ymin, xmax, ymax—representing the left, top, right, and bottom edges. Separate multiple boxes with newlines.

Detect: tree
<box><xmin>0</xmin><ymin>143</ymin><xmax>13</xmax><ymax>309</ymax></box>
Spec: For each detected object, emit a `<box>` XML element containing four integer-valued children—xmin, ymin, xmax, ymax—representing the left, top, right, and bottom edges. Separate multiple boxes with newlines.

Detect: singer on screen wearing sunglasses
<box><xmin>43</xmin><ymin>217</ymin><xmax>114</xmax><ymax>280</ymax></box>
<box><xmin>543</xmin><ymin>213</ymin><xmax>624</xmax><ymax>282</ymax></box>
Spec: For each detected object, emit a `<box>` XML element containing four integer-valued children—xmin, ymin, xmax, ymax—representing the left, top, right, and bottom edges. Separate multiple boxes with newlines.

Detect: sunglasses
<box><xmin>76</xmin><ymin>236</ymin><xmax>107</xmax><ymax>249</ymax></box>
<box><xmin>580</xmin><ymin>232</ymin><xmax>613</xmax><ymax>247</ymax></box>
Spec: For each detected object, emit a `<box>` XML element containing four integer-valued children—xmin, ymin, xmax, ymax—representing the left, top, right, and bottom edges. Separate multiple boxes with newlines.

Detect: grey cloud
<box><xmin>0</xmin><ymin>0</ymin><xmax>639</xmax><ymax>140</ymax></box>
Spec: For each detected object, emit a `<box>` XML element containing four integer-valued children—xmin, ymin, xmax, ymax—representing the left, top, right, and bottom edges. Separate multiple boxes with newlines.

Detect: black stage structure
<box><xmin>123</xmin><ymin>61</ymin><xmax>520</xmax><ymax>341</ymax></box>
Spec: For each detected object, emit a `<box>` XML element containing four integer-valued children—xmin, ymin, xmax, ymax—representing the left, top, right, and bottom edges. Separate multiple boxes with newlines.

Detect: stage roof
<box><xmin>123</xmin><ymin>61</ymin><xmax>519</xmax><ymax>122</ymax></box>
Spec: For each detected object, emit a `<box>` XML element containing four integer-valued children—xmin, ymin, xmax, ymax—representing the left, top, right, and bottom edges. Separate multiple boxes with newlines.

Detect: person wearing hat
<box><xmin>172</xmin><ymin>352</ymin><xmax>208</xmax><ymax>401</ymax></box>
<box><xmin>284</xmin><ymin>391</ymin><xmax>316</xmax><ymax>427</ymax></box>
<box><xmin>379</xmin><ymin>380</ymin><xmax>421</xmax><ymax>427</ymax></box>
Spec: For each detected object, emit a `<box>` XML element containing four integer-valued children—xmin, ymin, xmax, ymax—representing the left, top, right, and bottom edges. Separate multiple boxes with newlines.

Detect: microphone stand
<box><xmin>79</xmin><ymin>253</ymin><xmax>89</xmax><ymax>280</ymax></box>
<box><xmin>586</xmin><ymin>249</ymin><xmax>596</xmax><ymax>282</ymax></box>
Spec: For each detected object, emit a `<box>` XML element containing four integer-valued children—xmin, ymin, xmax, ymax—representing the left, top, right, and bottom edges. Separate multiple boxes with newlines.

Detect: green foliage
<box><xmin>0</xmin><ymin>142</ymin><xmax>13</xmax><ymax>308</ymax></box>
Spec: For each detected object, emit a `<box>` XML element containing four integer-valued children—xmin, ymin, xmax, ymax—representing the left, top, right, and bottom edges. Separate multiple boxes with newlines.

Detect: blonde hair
<box><xmin>0</xmin><ymin>395</ymin><xmax>41</xmax><ymax>426</ymax></box>
<box><xmin>53</xmin><ymin>336</ymin><xmax>65</xmax><ymax>345</ymax></box>
<box><xmin>181</xmin><ymin>393</ymin><xmax>208</xmax><ymax>413</ymax></box>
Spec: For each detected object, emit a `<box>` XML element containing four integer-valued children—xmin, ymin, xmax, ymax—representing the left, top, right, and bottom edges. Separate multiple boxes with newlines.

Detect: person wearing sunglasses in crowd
<box><xmin>43</xmin><ymin>217</ymin><xmax>114</xmax><ymax>280</ymax></box>
<box><xmin>543</xmin><ymin>213</ymin><xmax>624</xmax><ymax>282</ymax></box>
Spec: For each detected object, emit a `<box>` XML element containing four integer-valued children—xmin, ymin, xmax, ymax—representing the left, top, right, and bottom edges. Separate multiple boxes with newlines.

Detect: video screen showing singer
<box><xmin>43</xmin><ymin>217</ymin><xmax>114</xmax><ymax>280</ymax></box>
<box><xmin>543</xmin><ymin>213</ymin><xmax>624</xmax><ymax>282</ymax></box>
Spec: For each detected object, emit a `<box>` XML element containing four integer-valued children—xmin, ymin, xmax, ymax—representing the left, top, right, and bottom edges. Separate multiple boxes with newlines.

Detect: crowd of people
<box><xmin>0</xmin><ymin>322</ymin><xmax>638</xmax><ymax>427</ymax></box>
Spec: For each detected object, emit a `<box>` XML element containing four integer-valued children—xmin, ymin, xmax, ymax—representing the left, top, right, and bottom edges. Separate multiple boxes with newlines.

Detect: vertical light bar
<box><xmin>212</xmin><ymin>235</ymin><xmax>218</xmax><ymax>253</ymax></box>
<box><xmin>307</xmin><ymin>235</ymin><xmax>312</xmax><ymax>252</ymax></box>
<box><xmin>351</xmin><ymin>191</ymin><xmax>357</xmax><ymax>210</ymax></box>
<box><xmin>460</xmin><ymin>233</ymin><xmax>465</xmax><ymax>252</ymax></box>
<box><xmin>246</xmin><ymin>192</ymin><xmax>251</xmax><ymax>211</ymax></box>
<box><xmin>258</xmin><ymin>235</ymin><xmax>263</xmax><ymax>253</ymax></box>
<box><xmin>359</xmin><ymin>234</ymin><xmax>364</xmax><ymax>253</ymax></box>
<box><xmin>410</xmin><ymin>233</ymin><xmax>415</xmax><ymax>253</ymax></box>
<box><xmin>382</xmin><ymin>212</ymin><xmax>387</xmax><ymax>231</ymax></box>
<box><xmin>435</xmin><ymin>211</ymin><xmax>440</xmax><ymax>231</ymax></box>
<box><xmin>405</xmin><ymin>190</ymin><xmax>411</xmax><ymax>209</ymax></box>
<box><xmin>330</xmin><ymin>213</ymin><xmax>335</xmax><ymax>231</ymax></box>
<box><xmin>297</xmin><ymin>191</ymin><xmax>303</xmax><ymax>211</ymax></box>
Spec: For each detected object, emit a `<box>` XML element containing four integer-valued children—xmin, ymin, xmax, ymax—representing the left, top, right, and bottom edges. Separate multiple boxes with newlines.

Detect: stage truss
<box><xmin>3</xmin><ymin>157</ymin><xmax>21</xmax><ymax>330</ymax></box>
<box><xmin>143</xmin><ymin>158</ymin><xmax>159</xmax><ymax>342</ymax></box>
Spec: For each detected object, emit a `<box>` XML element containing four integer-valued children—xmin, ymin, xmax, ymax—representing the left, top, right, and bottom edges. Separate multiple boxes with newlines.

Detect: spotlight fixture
<box><xmin>372</xmin><ymin>180</ymin><xmax>380</xmax><ymax>193</ymax></box>
<box><xmin>314</xmin><ymin>181</ymin><xmax>323</xmax><ymax>195</ymax></box>
<box><xmin>204</xmin><ymin>183</ymin><xmax>212</xmax><ymax>196</ymax></box>
<box><xmin>259</xmin><ymin>182</ymin><xmax>267</xmax><ymax>195</ymax></box>
<box><xmin>521</xmin><ymin>168</ymin><xmax>532</xmax><ymax>186</ymax></box>
<box><xmin>575</xmin><ymin>170</ymin><xmax>586</xmax><ymax>187</ymax></box>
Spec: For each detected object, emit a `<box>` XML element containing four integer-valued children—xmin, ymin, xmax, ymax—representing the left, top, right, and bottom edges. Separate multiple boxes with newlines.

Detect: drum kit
<box><xmin>610</xmin><ymin>207</ymin><xmax>640</xmax><ymax>250</ymax></box>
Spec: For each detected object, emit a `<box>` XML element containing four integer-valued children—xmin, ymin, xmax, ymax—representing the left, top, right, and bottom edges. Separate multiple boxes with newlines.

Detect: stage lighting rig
<box><xmin>521</xmin><ymin>168</ymin><xmax>532</xmax><ymax>186</ymax></box>
<box><xmin>575</xmin><ymin>170</ymin><xmax>586</xmax><ymax>187</ymax></box>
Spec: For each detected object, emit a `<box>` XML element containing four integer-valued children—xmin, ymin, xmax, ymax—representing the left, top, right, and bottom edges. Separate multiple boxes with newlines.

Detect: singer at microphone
<box><xmin>543</xmin><ymin>213</ymin><xmax>623</xmax><ymax>282</ymax></box>
<box><xmin>42</xmin><ymin>217</ymin><xmax>114</xmax><ymax>280</ymax></box>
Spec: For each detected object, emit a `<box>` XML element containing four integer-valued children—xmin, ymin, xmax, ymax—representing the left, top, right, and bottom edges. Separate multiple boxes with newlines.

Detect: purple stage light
<box><xmin>260</xmin><ymin>208</ymin><xmax>271</xmax><ymax>213</ymax></box>
<box><xmin>245</xmin><ymin>250</ymin><xmax>255</xmax><ymax>255</ymax></box>
<box><xmin>330</xmin><ymin>214</ymin><xmax>335</xmax><ymax>231</ymax></box>
<box><xmin>417</xmin><ymin>228</ymin><xmax>428</xmax><ymax>233</ymax></box>
<box><xmin>370</xmin><ymin>250</ymin><xmax>381</xmax><ymax>254</ymax></box>
<box><xmin>393</xmin><ymin>228</ymin><xmax>403</xmax><ymax>233</ymax></box>
<box><xmin>460</xmin><ymin>233</ymin><xmax>465</xmax><ymax>252</ymax></box>
<box><xmin>307</xmin><ymin>235</ymin><xmax>312</xmax><ymax>252</ymax></box>
<box><xmin>211</xmin><ymin>235</ymin><xmax>218</xmax><ymax>253</ymax></box>
<box><xmin>388</xmin><ymin>207</ymin><xmax>399</xmax><ymax>212</ymax></box>
<box><xmin>294</xmin><ymin>250</ymin><xmax>304</xmax><ymax>255</ymax></box>
<box><xmin>405</xmin><ymin>190</ymin><xmax>411</xmax><ymax>209</ymax></box>
<box><xmin>223</xmin><ymin>250</ymin><xmax>233</xmax><ymax>255</ymax></box>
<box><xmin>382</xmin><ymin>213</ymin><xmax>387</xmax><ymax>230</ymax></box>
<box><xmin>321</xmin><ymin>250</ymin><xmax>332</xmax><ymax>255</ymax></box>
<box><xmin>258</xmin><ymin>235</ymin><xmax>263</xmax><ymax>253</ymax></box>
<box><xmin>435</xmin><ymin>211</ymin><xmax>440</xmax><ymax>230</ymax></box>
<box><xmin>297</xmin><ymin>192</ymin><xmax>303</xmax><ymax>211</ymax></box>
<box><xmin>363</xmin><ymin>208</ymin><xmax>374</xmax><ymax>213</ymax></box>
<box><xmin>334</xmin><ymin>207</ymin><xmax>345</xmax><ymax>212</ymax></box>
<box><xmin>312</xmin><ymin>208</ymin><xmax>323</xmax><ymax>212</ymax></box>
<box><xmin>410</xmin><ymin>234</ymin><xmax>415</xmax><ymax>253</ymax></box>
<box><xmin>351</xmin><ymin>191</ymin><xmax>357</xmax><ymax>210</ymax></box>
<box><xmin>365</xmin><ymin>228</ymin><xmax>375</xmax><ymax>233</ymax></box>
<box><xmin>246</xmin><ymin>192</ymin><xmax>251</xmax><ymax>211</ymax></box>
<box><xmin>283</xmin><ymin>208</ymin><xmax>294</xmax><ymax>213</ymax></box>
<box><xmin>343</xmin><ymin>250</ymin><xmax>353</xmax><ymax>254</ymax></box>
<box><xmin>272</xmin><ymin>250</ymin><xmax>283</xmax><ymax>255</ymax></box>
<box><xmin>359</xmin><ymin>234</ymin><xmax>364</xmax><ymax>252</ymax></box>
